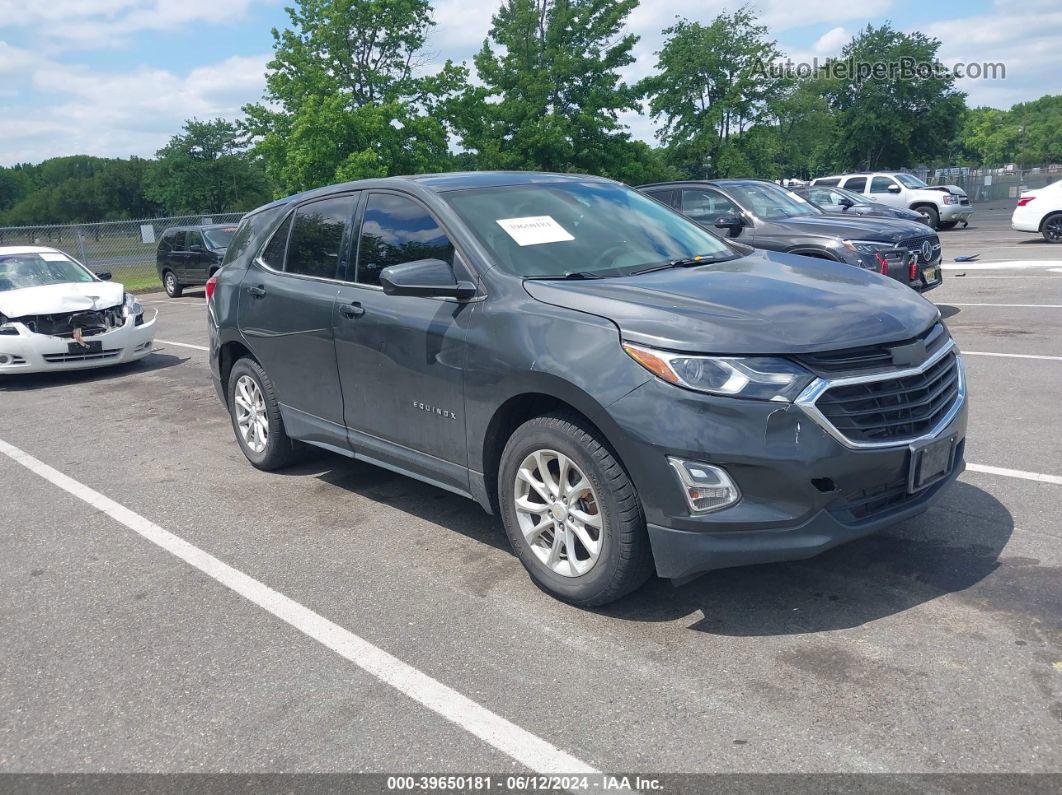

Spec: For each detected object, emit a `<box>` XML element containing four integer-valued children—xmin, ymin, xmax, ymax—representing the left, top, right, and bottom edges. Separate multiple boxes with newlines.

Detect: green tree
<box><xmin>819</xmin><ymin>24</ymin><xmax>965</xmax><ymax>170</ymax></box>
<box><xmin>242</xmin><ymin>0</ymin><xmax>465</xmax><ymax>193</ymax></box>
<box><xmin>454</xmin><ymin>0</ymin><xmax>668</xmax><ymax>184</ymax></box>
<box><xmin>145</xmin><ymin>119</ymin><xmax>272</xmax><ymax>215</ymax></box>
<box><xmin>640</xmin><ymin>8</ymin><xmax>787</xmax><ymax>179</ymax></box>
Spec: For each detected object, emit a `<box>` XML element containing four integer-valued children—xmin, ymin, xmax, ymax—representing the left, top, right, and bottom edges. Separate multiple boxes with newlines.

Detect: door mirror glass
<box><xmin>887</xmin><ymin>184</ymin><xmax>902</xmax><ymax>193</ymax></box>
<box><xmin>713</xmin><ymin>215</ymin><xmax>744</xmax><ymax>230</ymax></box>
<box><xmin>379</xmin><ymin>258</ymin><xmax>476</xmax><ymax>299</ymax></box>
<box><xmin>189</xmin><ymin>244</ymin><xmax>203</xmax><ymax>253</ymax></box>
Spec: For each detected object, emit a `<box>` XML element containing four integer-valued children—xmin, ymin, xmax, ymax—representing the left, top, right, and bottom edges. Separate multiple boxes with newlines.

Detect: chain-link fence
<box><xmin>0</xmin><ymin>213</ymin><xmax>245</xmax><ymax>292</ymax></box>
<box><xmin>922</xmin><ymin>166</ymin><xmax>1062</xmax><ymax>203</ymax></box>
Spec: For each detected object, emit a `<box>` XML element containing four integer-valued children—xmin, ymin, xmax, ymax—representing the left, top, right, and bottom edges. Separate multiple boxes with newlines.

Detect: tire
<box><xmin>914</xmin><ymin>205</ymin><xmax>940</xmax><ymax>229</ymax></box>
<box><xmin>226</xmin><ymin>357</ymin><xmax>298</xmax><ymax>471</ymax></box>
<box><xmin>1041</xmin><ymin>212</ymin><xmax>1062</xmax><ymax>244</ymax></box>
<box><xmin>937</xmin><ymin>220</ymin><xmax>958</xmax><ymax>230</ymax></box>
<box><xmin>498</xmin><ymin>412</ymin><xmax>653</xmax><ymax>606</ymax></box>
<box><xmin>163</xmin><ymin>270</ymin><xmax>183</xmax><ymax>298</ymax></box>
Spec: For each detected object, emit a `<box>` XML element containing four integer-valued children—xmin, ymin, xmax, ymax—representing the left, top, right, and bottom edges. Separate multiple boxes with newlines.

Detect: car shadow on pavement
<box><xmin>0</xmin><ymin>353</ymin><xmax>185</xmax><ymax>392</ymax></box>
<box><xmin>600</xmin><ymin>481</ymin><xmax>1021</xmax><ymax>636</ymax></box>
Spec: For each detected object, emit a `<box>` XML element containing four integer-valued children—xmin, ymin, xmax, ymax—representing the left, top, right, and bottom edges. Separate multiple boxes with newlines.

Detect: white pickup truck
<box><xmin>810</xmin><ymin>172</ymin><xmax>974</xmax><ymax>230</ymax></box>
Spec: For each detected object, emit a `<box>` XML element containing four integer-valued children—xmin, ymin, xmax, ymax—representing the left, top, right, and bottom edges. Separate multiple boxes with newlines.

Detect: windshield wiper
<box><xmin>632</xmin><ymin>253</ymin><xmax>732</xmax><ymax>275</ymax></box>
<box><xmin>526</xmin><ymin>271</ymin><xmax>606</xmax><ymax>280</ymax></box>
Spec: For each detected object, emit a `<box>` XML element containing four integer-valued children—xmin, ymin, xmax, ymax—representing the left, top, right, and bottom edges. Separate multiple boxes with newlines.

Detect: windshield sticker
<box><xmin>496</xmin><ymin>216</ymin><xmax>575</xmax><ymax>246</ymax></box>
<box><xmin>40</xmin><ymin>252</ymin><xmax>72</xmax><ymax>262</ymax></box>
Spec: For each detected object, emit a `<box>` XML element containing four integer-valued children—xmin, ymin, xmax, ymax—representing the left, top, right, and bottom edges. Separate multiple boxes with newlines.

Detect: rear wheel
<box><xmin>1042</xmin><ymin>213</ymin><xmax>1062</xmax><ymax>243</ymax></box>
<box><xmin>914</xmin><ymin>205</ymin><xmax>940</xmax><ymax>229</ymax></box>
<box><xmin>498</xmin><ymin>412</ymin><xmax>653</xmax><ymax>606</ymax></box>
<box><xmin>227</xmin><ymin>357</ymin><xmax>298</xmax><ymax>470</ymax></box>
<box><xmin>163</xmin><ymin>270</ymin><xmax>183</xmax><ymax>298</ymax></box>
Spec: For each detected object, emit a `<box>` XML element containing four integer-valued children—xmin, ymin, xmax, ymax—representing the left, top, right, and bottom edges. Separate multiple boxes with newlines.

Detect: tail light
<box><xmin>205</xmin><ymin>275</ymin><xmax>218</xmax><ymax>301</ymax></box>
<box><xmin>874</xmin><ymin>252</ymin><xmax>889</xmax><ymax>275</ymax></box>
<box><xmin>1017</xmin><ymin>196</ymin><xmax>1036</xmax><ymax>207</ymax></box>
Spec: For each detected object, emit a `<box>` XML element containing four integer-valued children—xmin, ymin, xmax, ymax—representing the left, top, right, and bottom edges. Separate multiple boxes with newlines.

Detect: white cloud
<box><xmin>0</xmin><ymin>52</ymin><xmax>269</xmax><ymax>165</ymax></box>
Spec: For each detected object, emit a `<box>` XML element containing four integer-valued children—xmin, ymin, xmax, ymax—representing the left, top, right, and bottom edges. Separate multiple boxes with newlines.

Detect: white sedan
<box><xmin>1011</xmin><ymin>178</ymin><xmax>1062</xmax><ymax>243</ymax></box>
<box><xmin>0</xmin><ymin>246</ymin><xmax>157</xmax><ymax>375</ymax></box>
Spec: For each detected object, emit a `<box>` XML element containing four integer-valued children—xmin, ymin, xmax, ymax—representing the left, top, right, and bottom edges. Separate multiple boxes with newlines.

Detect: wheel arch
<box><xmin>217</xmin><ymin>339</ymin><xmax>259</xmax><ymax>405</ymax></box>
<box><xmin>477</xmin><ymin>383</ymin><xmax>633</xmax><ymax>516</ymax></box>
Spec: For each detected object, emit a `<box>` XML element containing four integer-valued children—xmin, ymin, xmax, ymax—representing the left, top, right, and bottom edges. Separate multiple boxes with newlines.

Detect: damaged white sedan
<box><xmin>0</xmin><ymin>246</ymin><xmax>157</xmax><ymax>375</ymax></box>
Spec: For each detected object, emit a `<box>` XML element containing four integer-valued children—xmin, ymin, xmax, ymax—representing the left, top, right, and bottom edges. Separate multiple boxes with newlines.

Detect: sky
<box><xmin>0</xmin><ymin>0</ymin><xmax>1059</xmax><ymax>166</ymax></box>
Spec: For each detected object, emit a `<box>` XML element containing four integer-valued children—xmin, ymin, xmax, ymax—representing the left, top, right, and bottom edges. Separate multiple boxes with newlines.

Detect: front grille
<box><xmin>814</xmin><ymin>351</ymin><xmax>960</xmax><ymax>443</ymax></box>
<box><xmin>42</xmin><ymin>349</ymin><xmax>121</xmax><ymax>363</ymax></box>
<box><xmin>796</xmin><ymin>323</ymin><xmax>947</xmax><ymax>376</ymax></box>
<box><xmin>959</xmin><ymin>197</ymin><xmax>970</xmax><ymax>206</ymax></box>
<box><xmin>898</xmin><ymin>234</ymin><xmax>941</xmax><ymax>263</ymax></box>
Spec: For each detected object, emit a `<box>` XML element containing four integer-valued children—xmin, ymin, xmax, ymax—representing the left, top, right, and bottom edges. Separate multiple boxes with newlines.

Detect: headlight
<box><xmin>622</xmin><ymin>343</ymin><xmax>814</xmax><ymax>402</ymax></box>
<box><xmin>123</xmin><ymin>292</ymin><xmax>143</xmax><ymax>318</ymax></box>
<box><xmin>843</xmin><ymin>239</ymin><xmax>895</xmax><ymax>254</ymax></box>
<box><xmin>942</xmin><ymin>195</ymin><xmax>955</xmax><ymax>205</ymax></box>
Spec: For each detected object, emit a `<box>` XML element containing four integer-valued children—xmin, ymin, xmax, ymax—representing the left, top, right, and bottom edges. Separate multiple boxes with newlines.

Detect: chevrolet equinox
<box><xmin>207</xmin><ymin>172</ymin><xmax>968</xmax><ymax>606</ymax></box>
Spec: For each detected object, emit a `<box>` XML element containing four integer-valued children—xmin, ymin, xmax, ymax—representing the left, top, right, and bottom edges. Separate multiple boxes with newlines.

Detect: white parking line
<box><xmin>967</xmin><ymin>463</ymin><xmax>1062</xmax><ymax>486</ymax></box>
<box><xmin>962</xmin><ymin>351</ymin><xmax>1062</xmax><ymax>361</ymax></box>
<box><xmin>157</xmin><ymin>339</ymin><xmax>208</xmax><ymax>351</ymax></box>
<box><xmin>0</xmin><ymin>437</ymin><xmax>596</xmax><ymax>776</ymax></box>
<box><xmin>942</xmin><ymin>260</ymin><xmax>1062</xmax><ymax>270</ymax></box>
<box><xmin>941</xmin><ymin>302</ymin><xmax>1062</xmax><ymax>308</ymax></box>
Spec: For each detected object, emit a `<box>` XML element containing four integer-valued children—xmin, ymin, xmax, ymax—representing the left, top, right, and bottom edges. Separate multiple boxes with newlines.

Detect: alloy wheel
<box><xmin>1045</xmin><ymin>216</ymin><xmax>1062</xmax><ymax>242</ymax></box>
<box><xmin>234</xmin><ymin>374</ymin><xmax>268</xmax><ymax>453</ymax></box>
<box><xmin>513</xmin><ymin>449</ymin><xmax>603</xmax><ymax>577</ymax></box>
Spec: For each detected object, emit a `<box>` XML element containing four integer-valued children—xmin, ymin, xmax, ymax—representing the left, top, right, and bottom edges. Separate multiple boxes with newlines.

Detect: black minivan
<box><xmin>208</xmin><ymin>172</ymin><xmax>967</xmax><ymax>606</ymax></box>
<box><xmin>157</xmin><ymin>224</ymin><xmax>238</xmax><ymax>297</ymax></box>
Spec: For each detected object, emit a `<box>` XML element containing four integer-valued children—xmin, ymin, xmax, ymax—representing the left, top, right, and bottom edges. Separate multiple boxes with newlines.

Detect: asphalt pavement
<box><xmin>1</xmin><ymin>206</ymin><xmax>1060</xmax><ymax>778</ymax></box>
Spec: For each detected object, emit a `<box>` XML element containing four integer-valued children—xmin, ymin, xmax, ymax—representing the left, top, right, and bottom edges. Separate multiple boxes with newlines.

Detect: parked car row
<box><xmin>640</xmin><ymin>179</ymin><xmax>942</xmax><ymax>292</ymax></box>
<box><xmin>810</xmin><ymin>172</ymin><xmax>974</xmax><ymax>230</ymax></box>
<box><xmin>205</xmin><ymin>172</ymin><xmax>967</xmax><ymax>606</ymax></box>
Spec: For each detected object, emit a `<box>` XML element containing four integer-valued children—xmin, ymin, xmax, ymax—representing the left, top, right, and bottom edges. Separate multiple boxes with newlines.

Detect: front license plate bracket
<box><xmin>908</xmin><ymin>435</ymin><xmax>955</xmax><ymax>493</ymax></box>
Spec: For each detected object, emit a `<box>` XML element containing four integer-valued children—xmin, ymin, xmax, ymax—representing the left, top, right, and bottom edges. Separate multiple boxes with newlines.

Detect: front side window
<box><xmin>0</xmin><ymin>253</ymin><xmax>95</xmax><ymax>292</ymax></box>
<box><xmin>187</xmin><ymin>230</ymin><xmax>204</xmax><ymax>249</ymax></box>
<box><xmin>445</xmin><ymin>180</ymin><xmax>733</xmax><ymax>279</ymax></box>
<box><xmin>356</xmin><ymin>193</ymin><xmax>454</xmax><ymax>287</ymax></box>
<box><xmin>808</xmin><ymin>187</ymin><xmax>842</xmax><ymax>206</ymax></box>
<box><xmin>285</xmin><ymin>195</ymin><xmax>356</xmax><ymax>279</ymax></box>
<box><xmin>870</xmin><ymin>176</ymin><xmax>897</xmax><ymax>194</ymax></box>
<box><xmin>681</xmin><ymin>189</ymin><xmax>740</xmax><ymax>225</ymax></box>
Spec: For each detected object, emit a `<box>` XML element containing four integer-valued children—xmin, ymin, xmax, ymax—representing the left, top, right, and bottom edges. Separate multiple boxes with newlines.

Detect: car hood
<box><xmin>0</xmin><ymin>280</ymin><xmax>124</xmax><ymax>318</ymax></box>
<box><xmin>766</xmin><ymin>214</ymin><xmax>931</xmax><ymax>242</ymax></box>
<box><xmin>523</xmin><ymin>250</ymin><xmax>939</xmax><ymax>354</ymax></box>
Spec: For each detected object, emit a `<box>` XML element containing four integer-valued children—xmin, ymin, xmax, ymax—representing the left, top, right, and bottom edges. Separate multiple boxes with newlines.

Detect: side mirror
<box><xmin>837</xmin><ymin>197</ymin><xmax>855</xmax><ymax>208</ymax></box>
<box><xmin>887</xmin><ymin>184</ymin><xmax>902</xmax><ymax>193</ymax></box>
<box><xmin>713</xmin><ymin>215</ymin><xmax>744</xmax><ymax>231</ymax></box>
<box><xmin>189</xmin><ymin>244</ymin><xmax>204</xmax><ymax>253</ymax></box>
<box><xmin>95</xmin><ymin>271</ymin><xmax>112</xmax><ymax>281</ymax></box>
<box><xmin>379</xmin><ymin>258</ymin><xmax>476</xmax><ymax>299</ymax></box>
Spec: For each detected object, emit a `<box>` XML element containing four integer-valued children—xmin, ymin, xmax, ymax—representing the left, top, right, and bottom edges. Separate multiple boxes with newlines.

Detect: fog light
<box><xmin>668</xmin><ymin>458</ymin><xmax>740</xmax><ymax>514</ymax></box>
<box><xmin>0</xmin><ymin>354</ymin><xmax>10</xmax><ymax>365</ymax></box>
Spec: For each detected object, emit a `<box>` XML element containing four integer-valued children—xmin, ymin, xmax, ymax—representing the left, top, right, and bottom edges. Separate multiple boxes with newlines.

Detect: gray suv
<box><xmin>208</xmin><ymin>172</ymin><xmax>967</xmax><ymax>606</ymax></box>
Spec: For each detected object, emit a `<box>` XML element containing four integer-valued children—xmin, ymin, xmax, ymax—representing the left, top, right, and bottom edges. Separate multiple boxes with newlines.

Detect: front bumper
<box><xmin>939</xmin><ymin>203</ymin><xmax>973</xmax><ymax>223</ymax></box>
<box><xmin>0</xmin><ymin>311</ymin><xmax>157</xmax><ymax>375</ymax></box>
<box><xmin>605</xmin><ymin>360</ymin><xmax>968</xmax><ymax>580</ymax></box>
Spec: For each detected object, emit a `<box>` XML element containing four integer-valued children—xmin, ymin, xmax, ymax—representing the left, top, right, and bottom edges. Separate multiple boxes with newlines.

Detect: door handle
<box><xmin>338</xmin><ymin>302</ymin><xmax>365</xmax><ymax>318</ymax></box>
<box><xmin>247</xmin><ymin>285</ymin><xmax>266</xmax><ymax>297</ymax></box>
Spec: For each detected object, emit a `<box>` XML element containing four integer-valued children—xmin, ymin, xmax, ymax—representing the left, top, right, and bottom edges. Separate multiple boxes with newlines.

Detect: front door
<box><xmin>332</xmin><ymin>190</ymin><xmax>473</xmax><ymax>493</ymax></box>
<box><xmin>238</xmin><ymin>195</ymin><xmax>356</xmax><ymax>447</ymax></box>
<box><xmin>680</xmin><ymin>187</ymin><xmax>753</xmax><ymax>243</ymax></box>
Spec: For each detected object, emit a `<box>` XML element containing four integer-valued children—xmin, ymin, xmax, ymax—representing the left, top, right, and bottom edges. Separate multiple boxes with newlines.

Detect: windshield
<box><xmin>726</xmin><ymin>182</ymin><xmax>823</xmax><ymax>219</ymax></box>
<box><xmin>0</xmin><ymin>252</ymin><xmax>95</xmax><ymax>292</ymax></box>
<box><xmin>896</xmin><ymin>174</ymin><xmax>928</xmax><ymax>188</ymax></box>
<box><xmin>444</xmin><ymin>181</ymin><xmax>734</xmax><ymax>278</ymax></box>
<box><xmin>203</xmin><ymin>226</ymin><xmax>237</xmax><ymax>249</ymax></box>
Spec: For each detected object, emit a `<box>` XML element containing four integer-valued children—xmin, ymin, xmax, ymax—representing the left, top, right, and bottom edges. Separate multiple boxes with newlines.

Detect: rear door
<box><xmin>238</xmin><ymin>195</ymin><xmax>356</xmax><ymax>447</ymax></box>
<box><xmin>185</xmin><ymin>229</ymin><xmax>208</xmax><ymax>283</ymax></box>
<box><xmin>841</xmin><ymin>176</ymin><xmax>868</xmax><ymax>196</ymax></box>
<box><xmin>332</xmin><ymin>190</ymin><xmax>474</xmax><ymax>493</ymax></box>
<box><xmin>168</xmin><ymin>230</ymin><xmax>188</xmax><ymax>279</ymax></box>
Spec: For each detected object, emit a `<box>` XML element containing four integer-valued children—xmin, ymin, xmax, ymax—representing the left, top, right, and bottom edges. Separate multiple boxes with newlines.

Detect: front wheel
<box><xmin>498</xmin><ymin>412</ymin><xmax>653</xmax><ymax>606</ymax></box>
<box><xmin>915</xmin><ymin>205</ymin><xmax>940</xmax><ymax>229</ymax></box>
<box><xmin>1042</xmin><ymin>213</ymin><xmax>1062</xmax><ymax>243</ymax></box>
